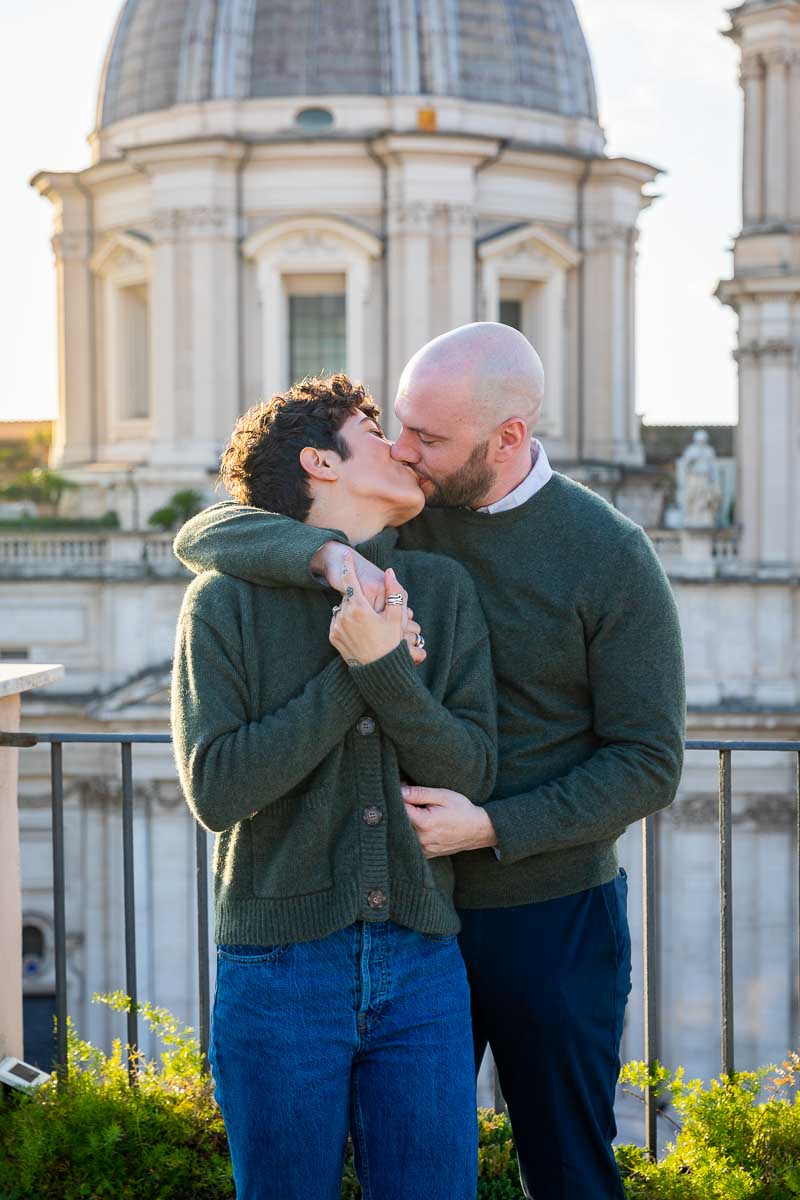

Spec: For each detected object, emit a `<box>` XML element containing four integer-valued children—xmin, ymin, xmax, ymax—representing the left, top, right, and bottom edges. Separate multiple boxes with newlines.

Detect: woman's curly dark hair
<box><xmin>218</xmin><ymin>374</ymin><xmax>381</xmax><ymax>521</ymax></box>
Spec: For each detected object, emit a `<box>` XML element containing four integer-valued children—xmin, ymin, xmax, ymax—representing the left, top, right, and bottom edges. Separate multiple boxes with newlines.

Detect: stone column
<box><xmin>387</xmin><ymin>201</ymin><xmax>433</xmax><ymax>417</ymax></box>
<box><xmin>733</xmin><ymin>342</ymin><xmax>761</xmax><ymax>565</ymax></box>
<box><xmin>741</xmin><ymin>56</ymin><xmax>765</xmax><ymax>226</ymax></box>
<box><xmin>758</xmin><ymin>337</ymin><xmax>795</xmax><ymax>565</ymax></box>
<box><xmin>582</xmin><ymin>223</ymin><xmax>634</xmax><ymax>462</ymax></box>
<box><xmin>447</xmin><ymin>205</ymin><xmax>475</xmax><ymax>329</ymax></box>
<box><xmin>254</xmin><ymin>260</ymin><xmax>285</xmax><ymax>402</ymax></box>
<box><xmin>185</xmin><ymin>206</ymin><xmax>239</xmax><ymax>468</ymax></box>
<box><xmin>149</xmin><ymin>211</ymin><xmax>182</xmax><ymax>465</ymax></box>
<box><xmin>789</xmin><ymin>51</ymin><xmax>800</xmax><ymax>224</ymax></box>
<box><xmin>345</xmin><ymin>260</ymin><xmax>370</xmax><ymax>379</ymax></box>
<box><xmin>0</xmin><ymin>665</ymin><xmax>64</xmax><ymax>1061</ymax></box>
<box><xmin>764</xmin><ymin>49</ymin><xmax>790</xmax><ymax>224</ymax></box>
<box><xmin>52</xmin><ymin>230</ymin><xmax>94</xmax><ymax>467</ymax></box>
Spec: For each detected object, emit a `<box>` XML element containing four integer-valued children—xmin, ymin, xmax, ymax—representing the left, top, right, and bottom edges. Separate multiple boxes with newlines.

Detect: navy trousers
<box><xmin>458</xmin><ymin>869</ymin><xmax>632</xmax><ymax>1200</ymax></box>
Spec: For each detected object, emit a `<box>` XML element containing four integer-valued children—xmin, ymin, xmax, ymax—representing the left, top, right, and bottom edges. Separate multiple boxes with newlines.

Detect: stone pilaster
<box><xmin>386</xmin><ymin>200</ymin><xmax>434</xmax><ymax>410</ymax></box>
<box><xmin>149</xmin><ymin>210</ymin><xmax>181</xmax><ymax>464</ymax></box>
<box><xmin>764</xmin><ymin>48</ymin><xmax>791</xmax><ymax>223</ymax></box>
<box><xmin>446</xmin><ymin>204</ymin><xmax>475</xmax><ymax>329</ymax></box>
<box><xmin>184</xmin><ymin>205</ymin><xmax>239</xmax><ymax>469</ymax></box>
<box><xmin>51</xmin><ymin>229</ymin><xmax>95</xmax><ymax>467</ymax></box>
<box><xmin>740</xmin><ymin>55</ymin><xmax>765</xmax><ymax>226</ymax></box>
<box><xmin>582</xmin><ymin>222</ymin><xmax>639</xmax><ymax>463</ymax></box>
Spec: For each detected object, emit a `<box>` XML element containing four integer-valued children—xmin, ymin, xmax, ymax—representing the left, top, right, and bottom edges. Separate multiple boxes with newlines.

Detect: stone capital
<box><xmin>387</xmin><ymin>201</ymin><xmax>435</xmax><ymax>236</ymax></box>
<box><xmin>763</xmin><ymin>45</ymin><xmax>793</xmax><ymax>69</ymax></box>
<box><xmin>589</xmin><ymin>222</ymin><xmax>631</xmax><ymax>251</ymax></box>
<box><xmin>739</xmin><ymin>55</ymin><xmax>764</xmax><ymax>84</ymax></box>
<box><xmin>52</xmin><ymin>231</ymin><xmax>90</xmax><ymax>261</ymax></box>
<box><xmin>447</xmin><ymin>204</ymin><xmax>475</xmax><ymax>233</ymax></box>
<box><xmin>152</xmin><ymin>206</ymin><xmax>237</xmax><ymax>242</ymax></box>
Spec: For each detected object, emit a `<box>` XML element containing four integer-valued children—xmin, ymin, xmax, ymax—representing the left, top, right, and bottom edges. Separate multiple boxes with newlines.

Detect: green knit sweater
<box><xmin>171</xmin><ymin>528</ymin><xmax>497</xmax><ymax>945</ymax></box>
<box><xmin>174</xmin><ymin>473</ymin><xmax>686</xmax><ymax>908</ymax></box>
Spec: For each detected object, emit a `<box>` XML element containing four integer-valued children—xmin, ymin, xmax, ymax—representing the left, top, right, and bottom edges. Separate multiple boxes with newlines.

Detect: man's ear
<box><xmin>299</xmin><ymin>446</ymin><xmax>340</xmax><ymax>483</ymax></box>
<box><xmin>492</xmin><ymin>417</ymin><xmax>529</xmax><ymax>463</ymax></box>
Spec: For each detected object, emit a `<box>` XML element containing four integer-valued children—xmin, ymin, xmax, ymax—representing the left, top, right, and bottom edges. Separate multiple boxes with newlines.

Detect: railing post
<box><xmin>0</xmin><ymin>665</ymin><xmax>63</xmax><ymax>1067</ymax></box>
<box><xmin>195</xmin><ymin>825</ymin><xmax>210</xmax><ymax>1066</ymax></box>
<box><xmin>120</xmin><ymin>742</ymin><xmax>139</xmax><ymax>1083</ymax></box>
<box><xmin>642</xmin><ymin>812</ymin><xmax>659</xmax><ymax>1159</ymax></box>
<box><xmin>796</xmin><ymin>752</ymin><xmax>800</xmax><ymax>1048</ymax></box>
<box><xmin>719</xmin><ymin>749</ymin><xmax>734</xmax><ymax>1077</ymax></box>
<box><xmin>51</xmin><ymin>742</ymin><xmax>68</xmax><ymax>1086</ymax></box>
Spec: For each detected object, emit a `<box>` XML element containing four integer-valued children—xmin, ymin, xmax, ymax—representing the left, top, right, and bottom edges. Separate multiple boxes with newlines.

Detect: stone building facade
<box><xmin>2</xmin><ymin>0</ymin><xmax>799</xmax><ymax>1101</ymax></box>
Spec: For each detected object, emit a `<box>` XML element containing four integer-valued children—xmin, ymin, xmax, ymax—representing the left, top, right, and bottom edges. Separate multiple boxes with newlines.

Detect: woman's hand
<box><xmin>329</xmin><ymin>553</ymin><xmax>426</xmax><ymax>667</ymax></box>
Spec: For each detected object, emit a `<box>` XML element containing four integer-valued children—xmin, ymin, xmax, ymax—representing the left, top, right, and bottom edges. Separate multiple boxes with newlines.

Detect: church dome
<box><xmin>96</xmin><ymin>0</ymin><xmax>598</xmax><ymax>129</ymax></box>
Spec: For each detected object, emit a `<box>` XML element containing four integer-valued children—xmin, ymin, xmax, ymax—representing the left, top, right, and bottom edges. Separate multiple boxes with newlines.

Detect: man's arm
<box><xmin>173</xmin><ymin>502</ymin><xmax>385</xmax><ymax>600</ymax></box>
<box><xmin>171</xmin><ymin>609</ymin><xmax>365</xmax><ymax>833</ymax></box>
<box><xmin>406</xmin><ymin>529</ymin><xmax>685</xmax><ymax>861</ymax></box>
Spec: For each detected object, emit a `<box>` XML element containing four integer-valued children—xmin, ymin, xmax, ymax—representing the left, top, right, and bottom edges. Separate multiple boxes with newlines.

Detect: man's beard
<box><xmin>418</xmin><ymin>440</ymin><xmax>496</xmax><ymax>509</ymax></box>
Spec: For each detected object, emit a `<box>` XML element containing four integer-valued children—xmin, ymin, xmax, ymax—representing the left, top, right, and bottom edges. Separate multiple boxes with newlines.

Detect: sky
<box><xmin>0</xmin><ymin>0</ymin><xmax>741</xmax><ymax>426</ymax></box>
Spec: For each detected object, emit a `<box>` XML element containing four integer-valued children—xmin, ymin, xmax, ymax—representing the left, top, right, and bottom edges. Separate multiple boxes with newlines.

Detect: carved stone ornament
<box><xmin>739</xmin><ymin>55</ymin><xmax>764</xmax><ymax>85</ymax></box>
<box><xmin>153</xmin><ymin>206</ymin><xmax>236</xmax><ymax>241</ymax></box>
<box><xmin>590</xmin><ymin>222</ymin><xmax>631</xmax><ymax>251</ymax></box>
<box><xmin>53</xmin><ymin>232</ymin><xmax>89</xmax><ymax>261</ymax></box>
<box><xmin>448</xmin><ymin>204</ymin><xmax>474</xmax><ymax>232</ymax></box>
<box><xmin>387</xmin><ymin>202</ymin><xmax>436</xmax><ymax>235</ymax></box>
<box><xmin>281</xmin><ymin>231</ymin><xmax>341</xmax><ymax>259</ymax></box>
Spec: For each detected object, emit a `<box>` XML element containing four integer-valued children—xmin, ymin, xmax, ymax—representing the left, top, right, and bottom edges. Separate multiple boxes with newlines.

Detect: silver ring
<box><xmin>386</xmin><ymin>593</ymin><xmax>405</xmax><ymax>606</ymax></box>
<box><xmin>331</xmin><ymin>605</ymin><xmax>341</xmax><ymax>616</ymax></box>
<box><xmin>414</xmin><ymin>634</ymin><xmax>425</xmax><ymax>649</ymax></box>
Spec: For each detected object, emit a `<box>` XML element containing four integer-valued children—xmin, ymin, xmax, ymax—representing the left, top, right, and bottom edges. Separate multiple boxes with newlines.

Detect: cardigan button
<box><xmin>362</xmin><ymin>806</ymin><xmax>383</xmax><ymax>826</ymax></box>
<box><xmin>357</xmin><ymin>717</ymin><xmax>376</xmax><ymax>736</ymax></box>
<box><xmin>367</xmin><ymin>889</ymin><xmax>386</xmax><ymax>909</ymax></box>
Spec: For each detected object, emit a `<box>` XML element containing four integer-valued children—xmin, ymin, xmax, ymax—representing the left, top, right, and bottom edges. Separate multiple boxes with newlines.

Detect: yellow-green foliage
<box><xmin>5</xmin><ymin>997</ymin><xmax>798</xmax><ymax>1200</ymax></box>
<box><xmin>0</xmin><ymin>992</ymin><xmax>233</xmax><ymax>1200</ymax></box>
<box><xmin>617</xmin><ymin>1057</ymin><xmax>800</xmax><ymax>1199</ymax></box>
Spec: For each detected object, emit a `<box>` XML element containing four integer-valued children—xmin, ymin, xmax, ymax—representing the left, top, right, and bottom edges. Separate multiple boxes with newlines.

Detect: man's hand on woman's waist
<box><xmin>402</xmin><ymin>786</ymin><xmax>499</xmax><ymax>858</ymax></box>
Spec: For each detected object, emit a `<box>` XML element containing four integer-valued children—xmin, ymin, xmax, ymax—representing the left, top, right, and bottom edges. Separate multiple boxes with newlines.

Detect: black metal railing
<box><xmin>2</xmin><ymin>731</ymin><xmax>799</xmax><ymax>1158</ymax></box>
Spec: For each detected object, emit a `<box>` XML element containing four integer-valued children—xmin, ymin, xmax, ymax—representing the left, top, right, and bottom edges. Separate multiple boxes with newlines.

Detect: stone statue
<box><xmin>678</xmin><ymin>430</ymin><xmax>722</xmax><ymax>528</ymax></box>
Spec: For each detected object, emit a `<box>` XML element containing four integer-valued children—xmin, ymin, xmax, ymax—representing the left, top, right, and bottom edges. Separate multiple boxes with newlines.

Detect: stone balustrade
<box><xmin>0</xmin><ymin>532</ymin><xmax>185</xmax><ymax>579</ymax></box>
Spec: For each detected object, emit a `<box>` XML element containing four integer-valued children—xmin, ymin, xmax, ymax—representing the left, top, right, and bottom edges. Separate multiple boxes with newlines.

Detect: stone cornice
<box><xmin>717</xmin><ymin>272</ymin><xmax>800</xmax><ymax>305</ymax></box>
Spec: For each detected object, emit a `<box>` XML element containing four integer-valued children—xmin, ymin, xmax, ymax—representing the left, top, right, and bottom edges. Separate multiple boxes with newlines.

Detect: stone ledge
<box><xmin>0</xmin><ymin>665</ymin><xmax>64</xmax><ymax>699</ymax></box>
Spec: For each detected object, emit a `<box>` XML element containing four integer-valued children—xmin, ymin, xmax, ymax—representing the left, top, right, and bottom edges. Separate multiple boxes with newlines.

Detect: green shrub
<box><xmin>13</xmin><ymin>999</ymin><xmax>797</xmax><ymax>1200</ymax></box>
<box><xmin>148</xmin><ymin>490</ymin><xmax>205</xmax><ymax>532</ymax></box>
<box><xmin>0</xmin><ymin>992</ymin><xmax>233</xmax><ymax>1200</ymax></box>
<box><xmin>617</xmin><ymin>1056</ymin><xmax>800</xmax><ymax>1198</ymax></box>
<box><xmin>0</xmin><ymin>995</ymin><xmax>524</xmax><ymax>1200</ymax></box>
<box><xmin>0</xmin><ymin>468</ymin><xmax>77</xmax><ymax>508</ymax></box>
<box><xmin>0</xmin><ymin>512</ymin><xmax>119</xmax><ymax>531</ymax></box>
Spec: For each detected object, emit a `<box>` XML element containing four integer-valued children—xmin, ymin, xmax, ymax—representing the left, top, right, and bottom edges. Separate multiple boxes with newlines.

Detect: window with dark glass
<box><xmin>499</xmin><ymin>299</ymin><xmax>523</xmax><ymax>332</ymax></box>
<box><xmin>288</xmin><ymin>294</ymin><xmax>346</xmax><ymax>384</ymax></box>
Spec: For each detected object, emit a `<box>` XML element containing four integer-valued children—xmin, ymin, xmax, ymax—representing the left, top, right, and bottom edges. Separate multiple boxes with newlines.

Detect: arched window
<box><xmin>244</xmin><ymin>217</ymin><xmax>382</xmax><ymax>398</ymax></box>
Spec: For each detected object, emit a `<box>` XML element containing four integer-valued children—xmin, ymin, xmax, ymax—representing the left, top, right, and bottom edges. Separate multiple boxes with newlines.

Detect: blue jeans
<box><xmin>209</xmin><ymin>920</ymin><xmax>478</xmax><ymax>1200</ymax></box>
<box><xmin>459</xmin><ymin>869</ymin><xmax>632</xmax><ymax>1200</ymax></box>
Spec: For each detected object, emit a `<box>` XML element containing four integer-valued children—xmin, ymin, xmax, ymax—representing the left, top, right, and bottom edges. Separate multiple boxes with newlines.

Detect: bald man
<box><xmin>174</xmin><ymin>323</ymin><xmax>686</xmax><ymax>1200</ymax></box>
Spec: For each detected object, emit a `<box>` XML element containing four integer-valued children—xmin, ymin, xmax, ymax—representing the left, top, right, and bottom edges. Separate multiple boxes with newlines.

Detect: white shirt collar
<box><xmin>476</xmin><ymin>439</ymin><xmax>553</xmax><ymax>515</ymax></box>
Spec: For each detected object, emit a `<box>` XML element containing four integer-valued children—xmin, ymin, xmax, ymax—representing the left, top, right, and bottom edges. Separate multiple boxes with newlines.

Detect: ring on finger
<box><xmin>414</xmin><ymin>633</ymin><xmax>425</xmax><ymax>649</ymax></box>
<box><xmin>386</xmin><ymin>593</ymin><xmax>405</xmax><ymax>606</ymax></box>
